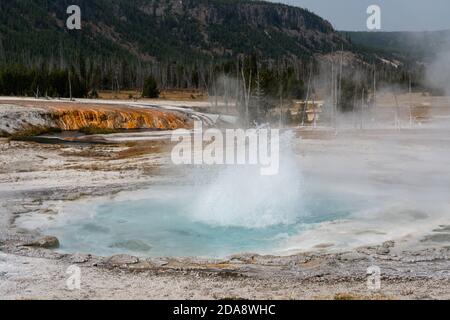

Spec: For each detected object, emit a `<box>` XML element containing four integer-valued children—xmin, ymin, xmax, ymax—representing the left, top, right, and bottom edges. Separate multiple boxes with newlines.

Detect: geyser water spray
<box><xmin>191</xmin><ymin>130</ymin><xmax>304</xmax><ymax>229</ymax></box>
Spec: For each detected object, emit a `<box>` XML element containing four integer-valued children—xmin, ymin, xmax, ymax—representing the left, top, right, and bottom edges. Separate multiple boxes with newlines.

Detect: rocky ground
<box><xmin>1</xmin><ymin>248</ymin><xmax>448</xmax><ymax>300</ymax></box>
<box><xmin>0</xmin><ymin>132</ymin><xmax>449</xmax><ymax>300</ymax></box>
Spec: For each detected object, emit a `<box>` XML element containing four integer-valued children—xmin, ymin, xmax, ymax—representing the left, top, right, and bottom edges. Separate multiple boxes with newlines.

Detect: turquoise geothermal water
<box><xmin>44</xmin><ymin>185</ymin><xmax>363</xmax><ymax>258</ymax></box>
<box><xmin>44</xmin><ymin>133</ymin><xmax>370</xmax><ymax>258</ymax></box>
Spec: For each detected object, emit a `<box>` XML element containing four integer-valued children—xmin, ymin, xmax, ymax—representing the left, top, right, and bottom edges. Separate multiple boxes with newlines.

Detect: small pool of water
<box><xmin>43</xmin><ymin>185</ymin><xmax>366</xmax><ymax>258</ymax></box>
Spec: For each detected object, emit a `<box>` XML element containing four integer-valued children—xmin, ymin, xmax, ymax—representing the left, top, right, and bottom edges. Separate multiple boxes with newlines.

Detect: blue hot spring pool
<box><xmin>42</xmin><ymin>184</ymin><xmax>366</xmax><ymax>258</ymax></box>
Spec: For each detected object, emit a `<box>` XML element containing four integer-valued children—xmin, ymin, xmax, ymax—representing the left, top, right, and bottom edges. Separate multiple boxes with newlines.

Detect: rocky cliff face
<box><xmin>140</xmin><ymin>0</ymin><xmax>334</xmax><ymax>32</ymax></box>
<box><xmin>134</xmin><ymin>0</ymin><xmax>344</xmax><ymax>57</ymax></box>
<box><xmin>0</xmin><ymin>102</ymin><xmax>192</xmax><ymax>137</ymax></box>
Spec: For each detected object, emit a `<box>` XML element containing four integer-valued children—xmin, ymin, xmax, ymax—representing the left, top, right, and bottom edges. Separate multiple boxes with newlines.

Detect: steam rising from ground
<box><xmin>426</xmin><ymin>48</ymin><xmax>450</xmax><ymax>96</ymax></box>
<box><xmin>21</xmin><ymin>112</ymin><xmax>450</xmax><ymax>257</ymax></box>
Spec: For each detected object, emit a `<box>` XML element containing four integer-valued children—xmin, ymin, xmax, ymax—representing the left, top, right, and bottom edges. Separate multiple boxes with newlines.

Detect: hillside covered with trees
<box><xmin>344</xmin><ymin>30</ymin><xmax>450</xmax><ymax>64</ymax></box>
<box><xmin>0</xmin><ymin>0</ymin><xmax>430</xmax><ymax>117</ymax></box>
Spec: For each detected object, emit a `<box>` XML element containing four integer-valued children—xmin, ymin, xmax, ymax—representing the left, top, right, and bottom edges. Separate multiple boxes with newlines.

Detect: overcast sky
<box><xmin>270</xmin><ymin>0</ymin><xmax>450</xmax><ymax>31</ymax></box>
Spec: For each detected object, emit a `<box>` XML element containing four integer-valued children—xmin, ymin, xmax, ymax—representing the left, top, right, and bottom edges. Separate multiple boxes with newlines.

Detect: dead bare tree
<box><xmin>373</xmin><ymin>63</ymin><xmax>377</xmax><ymax>107</ymax></box>
<box><xmin>336</xmin><ymin>47</ymin><xmax>344</xmax><ymax>132</ymax></box>
<box><xmin>331</xmin><ymin>61</ymin><xmax>339</xmax><ymax>132</ymax></box>
<box><xmin>334</xmin><ymin>61</ymin><xmax>339</xmax><ymax>133</ymax></box>
<box><xmin>393</xmin><ymin>90</ymin><xmax>401</xmax><ymax>130</ymax></box>
<box><xmin>58</xmin><ymin>37</ymin><xmax>65</xmax><ymax>70</ymax></box>
<box><xmin>68</xmin><ymin>69</ymin><xmax>73</xmax><ymax>101</ymax></box>
<box><xmin>223</xmin><ymin>75</ymin><xmax>230</xmax><ymax>112</ymax></box>
<box><xmin>409</xmin><ymin>74</ymin><xmax>413</xmax><ymax>127</ymax></box>
<box><xmin>301</xmin><ymin>62</ymin><xmax>312</xmax><ymax>126</ymax></box>
<box><xmin>279</xmin><ymin>83</ymin><xmax>283</xmax><ymax>128</ymax></box>
<box><xmin>254</xmin><ymin>67</ymin><xmax>263</xmax><ymax>121</ymax></box>
<box><xmin>338</xmin><ymin>45</ymin><xmax>343</xmax><ymax>109</ymax></box>
<box><xmin>372</xmin><ymin>63</ymin><xmax>377</xmax><ymax>124</ymax></box>
<box><xmin>34</xmin><ymin>86</ymin><xmax>40</xmax><ymax>99</ymax></box>
<box><xmin>352</xmin><ymin>85</ymin><xmax>358</xmax><ymax>129</ymax></box>
<box><xmin>312</xmin><ymin>82</ymin><xmax>317</xmax><ymax>129</ymax></box>
<box><xmin>360</xmin><ymin>88</ymin><xmax>365</xmax><ymax>130</ymax></box>
<box><xmin>241</xmin><ymin>66</ymin><xmax>252</xmax><ymax>126</ymax></box>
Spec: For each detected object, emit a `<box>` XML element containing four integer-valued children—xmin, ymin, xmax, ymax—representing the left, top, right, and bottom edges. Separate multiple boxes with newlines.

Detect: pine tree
<box><xmin>142</xmin><ymin>76</ymin><xmax>160</xmax><ymax>98</ymax></box>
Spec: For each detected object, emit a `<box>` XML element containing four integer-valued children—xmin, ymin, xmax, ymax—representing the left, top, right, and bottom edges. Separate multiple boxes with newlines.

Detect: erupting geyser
<box><xmin>33</xmin><ymin>129</ymin><xmax>369</xmax><ymax>258</ymax></box>
<box><xmin>191</xmin><ymin>131</ymin><xmax>305</xmax><ymax>229</ymax></box>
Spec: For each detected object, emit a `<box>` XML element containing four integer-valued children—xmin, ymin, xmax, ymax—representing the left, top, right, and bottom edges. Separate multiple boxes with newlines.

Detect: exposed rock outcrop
<box><xmin>24</xmin><ymin>236</ymin><xmax>60</xmax><ymax>249</ymax></box>
<box><xmin>0</xmin><ymin>101</ymin><xmax>193</xmax><ymax>137</ymax></box>
<box><xmin>106</xmin><ymin>254</ymin><xmax>139</xmax><ymax>267</ymax></box>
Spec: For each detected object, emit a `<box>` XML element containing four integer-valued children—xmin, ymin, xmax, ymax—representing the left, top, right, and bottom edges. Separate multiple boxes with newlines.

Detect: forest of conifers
<box><xmin>0</xmin><ymin>0</ymin><xmax>436</xmax><ymax>110</ymax></box>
